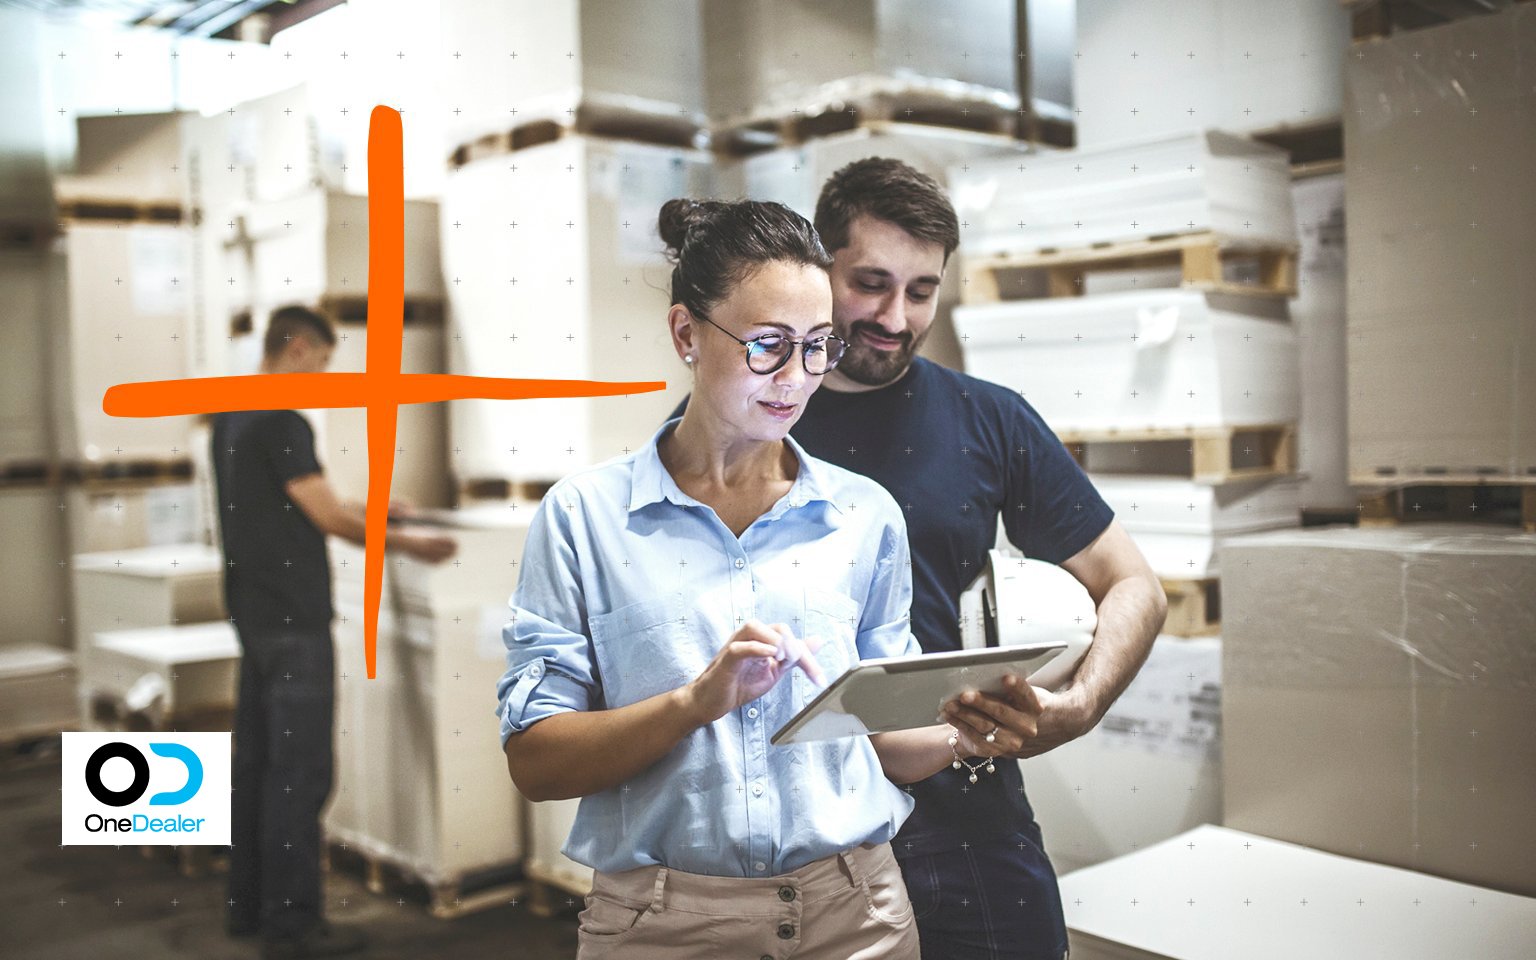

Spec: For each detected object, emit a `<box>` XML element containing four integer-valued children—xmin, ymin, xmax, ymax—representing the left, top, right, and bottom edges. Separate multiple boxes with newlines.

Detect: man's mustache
<box><xmin>849</xmin><ymin>322</ymin><xmax>912</xmax><ymax>348</ymax></box>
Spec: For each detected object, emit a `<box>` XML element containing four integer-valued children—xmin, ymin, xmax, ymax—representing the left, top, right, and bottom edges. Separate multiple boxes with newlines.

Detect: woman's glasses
<box><xmin>695</xmin><ymin>312</ymin><xmax>848</xmax><ymax>376</ymax></box>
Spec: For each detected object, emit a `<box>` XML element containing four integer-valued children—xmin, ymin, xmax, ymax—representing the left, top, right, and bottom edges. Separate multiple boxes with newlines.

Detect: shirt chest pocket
<box><xmin>589</xmin><ymin>593</ymin><xmax>709</xmax><ymax>709</ymax></box>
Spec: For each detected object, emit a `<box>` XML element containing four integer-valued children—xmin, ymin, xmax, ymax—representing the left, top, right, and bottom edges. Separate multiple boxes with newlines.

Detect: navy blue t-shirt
<box><xmin>211</xmin><ymin>410</ymin><xmax>333</xmax><ymax>635</ymax></box>
<box><xmin>670</xmin><ymin>357</ymin><xmax>1114</xmax><ymax>853</ymax></box>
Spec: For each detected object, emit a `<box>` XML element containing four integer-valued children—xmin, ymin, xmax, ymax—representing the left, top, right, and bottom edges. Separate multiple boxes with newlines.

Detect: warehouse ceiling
<box><xmin>1</xmin><ymin>0</ymin><xmax>340</xmax><ymax>39</ymax></box>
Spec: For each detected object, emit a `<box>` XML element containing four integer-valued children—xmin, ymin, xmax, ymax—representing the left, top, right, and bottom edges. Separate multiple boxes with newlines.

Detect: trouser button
<box><xmin>778</xmin><ymin>885</ymin><xmax>795</xmax><ymax>902</ymax></box>
<box><xmin>777</xmin><ymin>922</ymin><xmax>796</xmax><ymax>940</ymax></box>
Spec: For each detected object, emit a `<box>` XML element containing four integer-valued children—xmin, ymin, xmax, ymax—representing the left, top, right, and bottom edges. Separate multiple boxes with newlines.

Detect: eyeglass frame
<box><xmin>690</xmin><ymin>310</ymin><xmax>848</xmax><ymax>376</ymax></box>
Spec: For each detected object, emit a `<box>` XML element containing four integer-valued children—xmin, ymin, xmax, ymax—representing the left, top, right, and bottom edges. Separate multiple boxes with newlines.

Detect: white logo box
<box><xmin>61</xmin><ymin>732</ymin><xmax>231</xmax><ymax>846</ymax></box>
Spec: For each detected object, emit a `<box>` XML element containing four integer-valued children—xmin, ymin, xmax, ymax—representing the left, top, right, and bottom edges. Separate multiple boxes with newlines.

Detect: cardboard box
<box><xmin>1220</xmin><ymin>525</ymin><xmax>1536</xmax><ymax>898</ymax></box>
<box><xmin>704</xmin><ymin>0</ymin><xmax>1017</xmax><ymax>123</ymax></box>
<box><xmin>1026</xmin><ymin>636</ymin><xmax>1222</xmax><ymax>876</ymax></box>
<box><xmin>441</xmin><ymin>136</ymin><xmax>711</xmax><ymax>482</ymax></box>
<box><xmin>955</xmin><ymin>289</ymin><xmax>1298</xmax><ymax>433</ymax></box>
<box><xmin>63</xmin><ymin>482</ymin><xmax>203</xmax><ymax>556</ymax></box>
<box><xmin>1072</xmin><ymin>0</ymin><xmax>1349</xmax><ymax>149</ymax></box>
<box><xmin>949</xmin><ymin>131</ymin><xmax>1297</xmax><ymax>258</ymax></box>
<box><xmin>1061</xmin><ymin>825</ymin><xmax>1536</xmax><ymax>960</ymax></box>
<box><xmin>1289</xmin><ymin>172</ymin><xmax>1350</xmax><ymax>509</ymax></box>
<box><xmin>69</xmin><ymin>543</ymin><xmax>224</xmax><ymax>654</ymax></box>
<box><xmin>1344</xmin><ymin>7</ymin><xmax>1536</xmax><ymax>479</ymax></box>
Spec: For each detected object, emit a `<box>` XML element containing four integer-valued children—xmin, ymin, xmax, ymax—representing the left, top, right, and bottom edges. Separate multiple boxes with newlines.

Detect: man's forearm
<box><xmin>1066</xmin><ymin>574</ymin><xmax>1165</xmax><ymax>725</ymax></box>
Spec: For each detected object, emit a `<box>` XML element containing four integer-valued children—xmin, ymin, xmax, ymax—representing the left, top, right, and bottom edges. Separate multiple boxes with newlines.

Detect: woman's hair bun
<box><xmin>658</xmin><ymin>198</ymin><xmax>702</xmax><ymax>256</ymax></box>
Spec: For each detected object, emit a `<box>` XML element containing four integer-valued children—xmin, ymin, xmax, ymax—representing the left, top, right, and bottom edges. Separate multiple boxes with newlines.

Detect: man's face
<box><xmin>825</xmin><ymin>215</ymin><xmax>946</xmax><ymax>389</ymax></box>
<box><xmin>289</xmin><ymin>335</ymin><xmax>334</xmax><ymax>374</ymax></box>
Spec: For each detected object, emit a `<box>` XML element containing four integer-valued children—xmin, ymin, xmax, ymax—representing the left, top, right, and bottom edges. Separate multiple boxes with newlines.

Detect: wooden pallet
<box><xmin>57</xmin><ymin>198</ymin><xmax>187</xmax><ymax>225</ymax></box>
<box><xmin>324</xmin><ymin>841</ymin><xmax>525</xmax><ymax>920</ymax></box>
<box><xmin>62</xmin><ymin>457</ymin><xmax>196</xmax><ymax>487</ymax></box>
<box><xmin>960</xmin><ymin>231</ymin><xmax>1299</xmax><ymax>304</ymax></box>
<box><xmin>319</xmin><ymin>295</ymin><xmax>447</xmax><ymax>326</ymax></box>
<box><xmin>0</xmin><ymin>459</ymin><xmax>65</xmax><ymax>489</ymax></box>
<box><xmin>714</xmin><ymin>92</ymin><xmax>1019</xmax><ymax>157</ymax></box>
<box><xmin>1062</xmin><ymin>423</ymin><xmax>1297</xmax><ymax>484</ymax></box>
<box><xmin>449</xmin><ymin>104</ymin><xmax>705</xmax><ymax>168</ymax></box>
<box><xmin>523</xmin><ymin>860</ymin><xmax>591</xmax><ymax>918</ymax></box>
<box><xmin>1160</xmin><ymin>577</ymin><xmax>1220</xmax><ymax>638</ymax></box>
<box><xmin>1346</xmin><ymin>0</ymin><xmax>1524</xmax><ymax>44</ymax></box>
<box><xmin>0</xmin><ymin>219</ymin><xmax>59</xmax><ymax>251</ymax></box>
<box><xmin>1354</xmin><ymin>478</ymin><xmax>1536</xmax><ymax>532</ymax></box>
<box><xmin>457</xmin><ymin>478</ymin><xmax>556</xmax><ymax>505</ymax></box>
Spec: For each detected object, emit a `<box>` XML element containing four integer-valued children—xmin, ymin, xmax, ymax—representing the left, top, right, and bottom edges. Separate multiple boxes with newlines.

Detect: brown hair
<box><xmin>814</xmin><ymin>157</ymin><xmax>961</xmax><ymax>263</ymax></box>
<box><xmin>658</xmin><ymin>198</ymin><xmax>832</xmax><ymax>319</ymax></box>
<box><xmin>262</xmin><ymin>304</ymin><xmax>337</xmax><ymax>358</ymax></box>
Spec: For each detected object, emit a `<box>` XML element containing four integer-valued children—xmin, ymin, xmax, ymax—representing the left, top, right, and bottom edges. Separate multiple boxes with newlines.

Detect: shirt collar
<box><xmin>628</xmin><ymin>417</ymin><xmax>842</xmax><ymax>517</ymax></box>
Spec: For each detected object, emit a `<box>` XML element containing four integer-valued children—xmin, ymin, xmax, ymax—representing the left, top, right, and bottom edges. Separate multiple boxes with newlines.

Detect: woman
<box><xmin>496</xmin><ymin>198</ymin><xmax>999</xmax><ymax>959</ymax></box>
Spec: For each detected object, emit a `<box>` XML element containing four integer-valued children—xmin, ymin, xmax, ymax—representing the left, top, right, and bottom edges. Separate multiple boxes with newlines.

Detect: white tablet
<box><xmin>771</xmin><ymin>642</ymin><xmax>1071</xmax><ymax>746</ymax></box>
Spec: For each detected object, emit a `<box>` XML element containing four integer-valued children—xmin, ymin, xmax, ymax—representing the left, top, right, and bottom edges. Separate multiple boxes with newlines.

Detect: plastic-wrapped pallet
<box><xmin>1220</xmin><ymin>525</ymin><xmax>1536</xmax><ymax>898</ymax></box>
<box><xmin>79</xmin><ymin>621</ymin><xmax>240</xmax><ymax>731</ymax></box>
<box><xmin>1289</xmin><ymin>171</ymin><xmax>1349</xmax><ymax>509</ymax></box>
<box><xmin>69</xmin><ymin>543</ymin><xmax>224</xmax><ymax>654</ymax></box>
<box><xmin>948</xmin><ymin>131</ymin><xmax>1296</xmax><ymax>258</ymax></box>
<box><xmin>54</xmin><ymin>221</ymin><xmax>195</xmax><ymax>463</ymax></box>
<box><xmin>326</xmin><ymin>507</ymin><xmax>532</xmax><ymax>904</ymax></box>
<box><xmin>1344</xmin><ymin>6</ymin><xmax>1536</xmax><ymax>479</ymax></box>
<box><xmin>0</xmin><ymin>645</ymin><xmax>76</xmax><ymax>741</ymax></box>
<box><xmin>441</xmin><ymin>136</ymin><xmax>712</xmax><ymax>483</ymax></box>
<box><xmin>527</xmin><ymin>796</ymin><xmax>593</xmax><ymax>901</ymax></box>
<box><xmin>440</xmin><ymin>0</ymin><xmax>706</xmax><ymax>148</ymax></box>
<box><xmin>954</xmin><ymin>289</ymin><xmax>1298</xmax><ymax>434</ymax></box>
<box><xmin>1025</xmin><ymin>635</ymin><xmax>1221</xmax><ymax>876</ymax></box>
<box><xmin>0</xmin><ymin>487</ymin><xmax>71</xmax><ymax>649</ymax></box>
<box><xmin>1088</xmin><ymin>476</ymin><xmax>1300</xmax><ymax>581</ymax></box>
<box><xmin>1072</xmin><ymin>0</ymin><xmax>1349</xmax><ymax>149</ymax></box>
<box><xmin>0</xmin><ymin>246</ymin><xmax>63</xmax><ymax>464</ymax></box>
<box><xmin>704</xmin><ymin>0</ymin><xmax>1017</xmax><ymax>124</ymax></box>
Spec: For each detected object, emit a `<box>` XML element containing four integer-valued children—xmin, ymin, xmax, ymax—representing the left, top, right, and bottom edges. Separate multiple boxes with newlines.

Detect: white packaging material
<box><xmin>0</xmin><ymin>487</ymin><xmax>71</xmax><ymax>649</ymax></box>
<box><xmin>1061</xmin><ymin>826</ymin><xmax>1536</xmax><ymax>960</ymax></box>
<box><xmin>56</xmin><ymin>111</ymin><xmax>192</xmax><ymax>207</ymax></box>
<box><xmin>69</xmin><ymin>543</ymin><xmax>225</xmax><ymax>654</ymax></box>
<box><xmin>704</xmin><ymin>0</ymin><xmax>1017</xmax><ymax>123</ymax></box>
<box><xmin>1027</xmin><ymin>635</ymin><xmax>1221</xmax><ymax>876</ymax></box>
<box><xmin>55</xmin><ymin>223</ymin><xmax>195</xmax><ymax>463</ymax></box>
<box><xmin>441</xmin><ymin>136</ymin><xmax>711</xmax><ymax>482</ymax></box>
<box><xmin>1072</xmin><ymin>0</ymin><xmax>1349</xmax><ymax>150</ymax></box>
<box><xmin>1289</xmin><ymin>172</ymin><xmax>1350</xmax><ymax>508</ymax></box>
<box><xmin>0</xmin><ymin>644</ymin><xmax>77</xmax><ymax>740</ymax></box>
<box><xmin>440</xmin><ymin>0</ymin><xmax>706</xmax><ymax>147</ymax></box>
<box><xmin>63</xmin><ymin>482</ymin><xmax>203</xmax><ymax>556</ymax></box>
<box><xmin>1092</xmin><ymin>475</ymin><xmax>1300</xmax><ymax>579</ymax></box>
<box><xmin>239</xmin><ymin>189</ymin><xmax>443</xmax><ymax>308</ymax></box>
<box><xmin>949</xmin><ymin>131</ymin><xmax>1297</xmax><ymax>258</ymax></box>
<box><xmin>79</xmin><ymin>621</ymin><xmax>239</xmax><ymax>729</ymax></box>
<box><xmin>0</xmin><ymin>249</ymin><xmax>61</xmax><ymax>462</ymax></box>
<box><xmin>956</xmin><ymin>289</ymin><xmax>1298</xmax><ymax>433</ymax></box>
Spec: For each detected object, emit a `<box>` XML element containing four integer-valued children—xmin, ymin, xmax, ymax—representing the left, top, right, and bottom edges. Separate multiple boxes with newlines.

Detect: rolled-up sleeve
<box><xmin>855</xmin><ymin>498</ymin><xmax>923</xmax><ymax>662</ymax></box>
<box><xmin>496</xmin><ymin>490</ymin><xmax>600</xmax><ymax>745</ymax></box>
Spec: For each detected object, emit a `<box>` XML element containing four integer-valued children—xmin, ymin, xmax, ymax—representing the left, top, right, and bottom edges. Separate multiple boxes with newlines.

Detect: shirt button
<box><xmin>529</xmin><ymin>663</ymin><xmax>542</xmax><ymax>677</ymax></box>
<box><xmin>778</xmin><ymin>885</ymin><xmax>795</xmax><ymax>902</ymax></box>
<box><xmin>777</xmin><ymin>923</ymin><xmax>796</xmax><ymax>940</ymax></box>
<box><xmin>752</xmin><ymin>783</ymin><xmax>764</xmax><ymax>797</ymax></box>
<box><xmin>734</xmin><ymin>558</ymin><xmax>745</xmax><ymax>569</ymax></box>
<box><xmin>754</xmin><ymin>861</ymin><xmax>767</xmax><ymax>872</ymax></box>
<box><xmin>746</xmin><ymin>707</ymin><xmax>759</xmax><ymax>719</ymax></box>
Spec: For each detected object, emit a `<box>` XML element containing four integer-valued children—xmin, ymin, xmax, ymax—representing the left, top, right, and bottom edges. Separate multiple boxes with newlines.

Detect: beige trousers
<box><xmin>575</xmin><ymin>841</ymin><xmax>921</xmax><ymax>960</ymax></box>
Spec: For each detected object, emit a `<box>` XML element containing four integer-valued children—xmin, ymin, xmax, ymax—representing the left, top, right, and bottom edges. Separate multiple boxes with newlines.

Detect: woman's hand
<box><xmin>681</xmin><ymin>620</ymin><xmax>825</xmax><ymax>726</ymax></box>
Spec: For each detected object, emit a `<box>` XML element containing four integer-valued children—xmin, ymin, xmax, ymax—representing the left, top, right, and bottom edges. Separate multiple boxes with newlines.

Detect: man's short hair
<box><xmin>262</xmin><ymin>304</ymin><xmax>337</xmax><ymax>358</ymax></box>
<box><xmin>814</xmin><ymin>157</ymin><xmax>961</xmax><ymax>263</ymax></box>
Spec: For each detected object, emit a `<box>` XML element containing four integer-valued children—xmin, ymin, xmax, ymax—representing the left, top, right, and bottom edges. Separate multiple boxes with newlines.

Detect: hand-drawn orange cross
<box><xmin>103</xmin><ymin>106</ymin><xmax>665</xmax><ymax>679</ymax></box>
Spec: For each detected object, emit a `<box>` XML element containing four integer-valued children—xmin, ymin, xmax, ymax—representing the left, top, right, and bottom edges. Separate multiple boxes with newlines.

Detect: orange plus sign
<box><xmin>103</xmin><ymin>106</ymin><xmax>664</xmax><ymax>678</ymax></box>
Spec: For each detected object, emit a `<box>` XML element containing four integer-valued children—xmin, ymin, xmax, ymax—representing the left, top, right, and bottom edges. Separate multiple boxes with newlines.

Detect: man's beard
<box><xmin>834</xmin><ymin>321</ymin><xmax>928</xmax><ymax>387</ymax></box>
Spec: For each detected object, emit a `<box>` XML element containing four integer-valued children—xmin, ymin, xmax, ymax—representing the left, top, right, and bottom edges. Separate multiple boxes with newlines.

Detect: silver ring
<box><xmin>985</xmin><ymin>726</ymin><xmax>999</xmax><ymax>744</ymax></box>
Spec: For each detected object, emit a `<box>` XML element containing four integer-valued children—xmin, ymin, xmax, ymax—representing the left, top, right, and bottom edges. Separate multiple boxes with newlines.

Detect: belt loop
<box><xmin>839</xmin><ymin>847</ymin><xmax>870</xmax><ymax>892</ymax></box>
<box><xmin>649</xmin><ymin>867</ymin><xmax>668</xmax><ymax>913</ymax></box>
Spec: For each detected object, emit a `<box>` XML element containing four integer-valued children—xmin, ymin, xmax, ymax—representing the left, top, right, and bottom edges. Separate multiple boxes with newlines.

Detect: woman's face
<box><xmin>681</xmin><ymin>260</ymin><xmax>835</xmax><ymax>444</ymax></box>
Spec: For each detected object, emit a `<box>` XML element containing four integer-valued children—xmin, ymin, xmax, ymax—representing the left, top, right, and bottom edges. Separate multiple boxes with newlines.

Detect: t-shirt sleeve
<box><xmin>1001</xmin><ymin>396</ymin><xmax>1115</xmax><ymax>565</ymax></box>
<box><xmin>263</xmin><ymin>411</ymin><xmax>323</xmax><ymax>485</ymax></box>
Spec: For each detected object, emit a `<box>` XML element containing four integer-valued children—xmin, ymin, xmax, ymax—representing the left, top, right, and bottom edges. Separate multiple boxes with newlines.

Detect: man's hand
<box><xmin>401</xmin><ymin>531</ymin><xmax>457</xmax><ymax>564</ymax></box>
<box><xmin>941</xmin><ymin>673</ymin><xmax>1095</xmax><ymax>760</ymax></box>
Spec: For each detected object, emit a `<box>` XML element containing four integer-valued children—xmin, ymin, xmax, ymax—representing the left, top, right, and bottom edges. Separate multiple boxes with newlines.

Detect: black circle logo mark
<box><xmin>84</xmin><ymin>742</ymin><xmax>150</xmax><ymax>807</ymax></box>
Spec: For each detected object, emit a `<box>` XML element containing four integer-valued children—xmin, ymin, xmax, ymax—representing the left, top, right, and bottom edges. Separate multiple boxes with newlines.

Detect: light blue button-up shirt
<box><xmin>496</xmin><ymin>418</ymin><xmax>921</xmax><ymax>878</ymax></box>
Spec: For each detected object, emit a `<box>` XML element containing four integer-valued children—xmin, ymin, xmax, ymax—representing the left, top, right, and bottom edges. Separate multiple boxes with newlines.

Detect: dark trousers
<box><xmin>898</xmin><ymin>817</ymin><xmax>1069</xmax><ymax>960</ymax></box>
<box><xmin>226</xmin><ymin>627</ymin><xmax>335</xmax><ymax>941</ymax></box>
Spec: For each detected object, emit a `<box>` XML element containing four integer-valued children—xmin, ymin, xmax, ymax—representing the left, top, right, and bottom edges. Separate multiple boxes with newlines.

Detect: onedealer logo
<box><xmin>61</xmin><ymin>733</ymin><xmax>231</xmax><ymax>846</ymax></box>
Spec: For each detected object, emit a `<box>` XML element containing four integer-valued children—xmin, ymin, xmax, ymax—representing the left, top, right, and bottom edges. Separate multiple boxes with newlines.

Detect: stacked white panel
<box><xmin>0</xmin><ymin>645</ymin><xmax>76</xmax><ymax>740</ymax></box>
<box><xmin>69</xmin><ymin>544</ymin><xmax>225</xmax><ymax>653</ymax></box>
<box><xmin>79</xmin><ymin>621</ymin><xmax>240</xmax><ymax>730</ymax></box>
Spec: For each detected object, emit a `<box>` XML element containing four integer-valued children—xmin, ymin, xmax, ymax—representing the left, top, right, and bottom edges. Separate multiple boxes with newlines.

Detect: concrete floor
<box><xmin>1</xmin><ymin>745</ymin><xmax>578</xmax><ymax>960</ymax></box>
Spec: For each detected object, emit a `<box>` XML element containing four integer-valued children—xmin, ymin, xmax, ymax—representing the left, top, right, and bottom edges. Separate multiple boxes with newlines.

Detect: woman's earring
<box><xmin>684</xmin><ymin>355</ymin><xmax>695</xmax><ymax>365</ymax></box>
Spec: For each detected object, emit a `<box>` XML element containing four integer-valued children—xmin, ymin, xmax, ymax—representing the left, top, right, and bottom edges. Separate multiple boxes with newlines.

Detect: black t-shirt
<box><xmin>670</xmin><ymin>357</ymin><xmax>1114</xmax><ymax>853</ymax></box>
<box><xmin>211</xmin><ymin>410</ymin><xmax>333</xmax><ymax>634</ymax></box>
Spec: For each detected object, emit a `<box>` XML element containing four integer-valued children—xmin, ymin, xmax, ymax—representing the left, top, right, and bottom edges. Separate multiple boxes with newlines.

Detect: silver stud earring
<box><xmin>684</xmin><ymin>355</ymin><xmax>695</xmax><ymax>364</ymax></box>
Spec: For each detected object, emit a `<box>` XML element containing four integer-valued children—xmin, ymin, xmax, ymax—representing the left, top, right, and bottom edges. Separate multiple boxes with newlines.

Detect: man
<box><xmin>675</xmin><ymin>159</ymin><xmax>1167</xmax><ymax>959</ymax></box>
<box><xmin>213</xmin><ymin>305</ymin><xmax>456</xmax><ymax>959</ymax></box>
